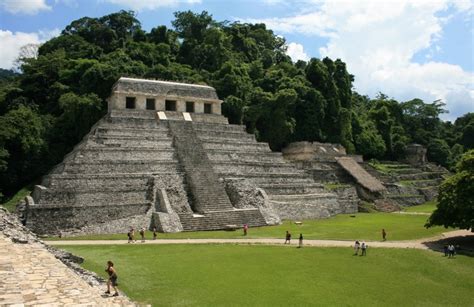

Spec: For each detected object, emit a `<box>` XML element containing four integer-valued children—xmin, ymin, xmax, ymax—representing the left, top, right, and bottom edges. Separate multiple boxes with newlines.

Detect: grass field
<box><xmin>48</xmin><ymin>212</ymin><xmax>447</xmax><ymax>242</ymax></box>
<box><xmin>404</xmin><ymin>200</ymin><xmax>438</xmax><ymax>213</ymax></box>
<box><xmin>62</xmin><ymin>244</ymin><xmax>474</xmax><ymax>307</ymax></box>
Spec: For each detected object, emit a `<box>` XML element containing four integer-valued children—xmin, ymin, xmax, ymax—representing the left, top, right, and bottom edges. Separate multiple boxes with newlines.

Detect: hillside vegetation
<box><xmin>0</xmin><ymin>10</ymin><xmax>472</xmax><ymax>199</ymax></box>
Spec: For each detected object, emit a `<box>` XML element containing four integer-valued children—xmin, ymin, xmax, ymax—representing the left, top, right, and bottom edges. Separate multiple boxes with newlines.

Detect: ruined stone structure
<box><xmin>403</xmin><ymin>144</ymin><xmax>428</xmax><ymax>166</ymax></box>
<box><xmin>23</xmin><ymin>78</ymin><xmax>349</xmax><ymax>235</ymax></box>
<box><xmin>282</xmin><ymin>141</ymin><xmax>447</xmax><ymax>211</ymax></box>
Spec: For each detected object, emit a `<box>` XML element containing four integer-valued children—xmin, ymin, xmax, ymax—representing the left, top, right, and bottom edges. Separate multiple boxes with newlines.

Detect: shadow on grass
<box><xmin>423</xmin><ymin>234</ymin><xmax>474</xmax><ymax>257</ymax></box>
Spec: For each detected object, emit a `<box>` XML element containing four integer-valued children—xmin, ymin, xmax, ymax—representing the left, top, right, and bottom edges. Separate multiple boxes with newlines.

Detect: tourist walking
<box><xmin>105</xmin><ymin>261</ymin><xmax>119</xmax><ymax>297</ymax></box>
<box><xmin>354</xmin><ymin>240</ymin><xmax>360</xmax><ymax>255</ymax></box>
<box><xmin>139</xmin><ymin>227</ymin><xmax>145</xmax><ymax>242</ymax></box>
<box><xmin>298</xmin><ymin>233</ymin><xmax>303</xmax><ymax>248</ymax></box>
<box><xmin>284</xmin><ymin>231</ymin><xmax>291</xmax><ymax>244</ymax></box>
<box><xmin>361</xmin><ymin>241</ymin><xmax>367</xmax><ymax>256</ymax></box>
<box><xmin>443</xmin><ymin>244</ymin><xmax>448</xmax><ymax>256</ymax></box>
<box><xmin>153</xmin><ymin>227</ymin><xmax>157</xmax><ymax>240</ymax></box>
<box><xmin>382</xmin><ymin>229</ymin><xmax>387</xmax><ymax>241</ymax></box>
<box><xmin>243</xmin><ymin>224</ymin><xmax>248</xmax><ymax>236</ymax></box>
<box><xmin>448</xmin><ymin>244</ymin><xmax>455</xmax><ymax>258</ymax></box>
<box><xmin>127</xmin><ymin>227</ymin><xmax>135</xmax><ymax>243</ymax></box>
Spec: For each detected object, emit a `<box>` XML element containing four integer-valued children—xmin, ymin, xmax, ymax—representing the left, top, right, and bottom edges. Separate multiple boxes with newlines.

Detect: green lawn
<box><xmin>0</xmin><ymin>185</ymin><xmax>33</xmax><ymax>212</ymax></box>
<box><xmin>48</xmin><ymin>212</ymin><xmax>446</xmax><ymax>241</ymax></box>
<box><xmin>404</xmin><ymin>200</ymin><xmax>438</xmax><ymax>213</ymax></box>
<box><xmin>62</xmin><ymin>244</ymin><xmax>474</xmax><ymax>307</ymax></box>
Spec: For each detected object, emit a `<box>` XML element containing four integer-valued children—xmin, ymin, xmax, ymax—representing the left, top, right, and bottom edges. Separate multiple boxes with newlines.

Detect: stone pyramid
<box><xmin>25</xmin><ymin>78</ymin><xmax>349</xmax><ymax>235</ymax></box>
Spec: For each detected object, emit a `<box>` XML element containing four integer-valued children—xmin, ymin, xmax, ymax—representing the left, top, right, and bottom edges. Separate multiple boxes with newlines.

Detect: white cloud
<box><xmin>0</xmin><ymin>29</ymin><xmax>60</xmax><ymax>69</ymax></box>
<box><xmin>103</xmin><ymin>0</ymin><xmax>201</xmax><ymax>11</ymax></box>
<box><xmin>242</xmin><ymin>0</ymin><xmax>474</xmax><ymax>120</ymax></box>
<box><xmin>1</xmin><ymin>0</ymin><xmax>51</xmax><ymax>15</ymax></box>
<box><xmin>286</xmin><ymin>42</ymin><xmax>310</xmax><ymax>62</ymax></box>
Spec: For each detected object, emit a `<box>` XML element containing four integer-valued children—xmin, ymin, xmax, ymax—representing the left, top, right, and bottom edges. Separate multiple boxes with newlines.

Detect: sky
<box><xmin>0</xmin><ymin>0</ymin><xmax>473</xmax><ymax>120</ymax></box>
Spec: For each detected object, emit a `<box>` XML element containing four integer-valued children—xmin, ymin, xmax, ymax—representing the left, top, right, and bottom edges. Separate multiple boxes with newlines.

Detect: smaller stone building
<box><xmin>404</xmin><ymin>144</ymin><xmax>427</xmax><ymax>166</ymax></box>
<box><xmin>108</xmin><ymin>77</ymin><xmax>223</xmax><ymax>115</ymax></box>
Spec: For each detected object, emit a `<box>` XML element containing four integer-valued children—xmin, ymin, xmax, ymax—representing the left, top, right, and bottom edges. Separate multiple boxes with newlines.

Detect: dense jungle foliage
<box><xmin>426</xmin><ymin>149</ymin><xmax>474</xmax><ymax>230</ymax></box>
<box><xmin>0</xmin><ymin>11</ymin><xmax>472</xmax><ymax>199</ymax></box>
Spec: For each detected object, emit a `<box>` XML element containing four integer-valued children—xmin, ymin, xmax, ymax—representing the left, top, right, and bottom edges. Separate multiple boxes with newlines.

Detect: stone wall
<box><xmin>109</xmin><ymin>77</ymin><xmax>222</xmax><ymax>115</ymax></box>
<box><xmin>404</xmin><ymin>144</ymin><xmax>427</xmax><ymax>166</ymax></box>
<box><xmin>271</xmin><ymin>195</ymin><xmax>342</xmax><ymax>220</ymax></box>
<box><xmin>282</xmin><ymin>141</ymin><xmax>347</xmax><ymax>161</ymax></box>
<box><xmin>224</xmin><ymin>179</ymin><xmax>281</xmax><ymax>225</ymax></box>
<box><xmin>330</xmin><ymin>186</ymin><xmax>359</xmax><ymax>214</ymax></box>
<box><xmin>26</xmin><ymin>203</ymin><xmax>152</xmax><ymax>236</ymax></box>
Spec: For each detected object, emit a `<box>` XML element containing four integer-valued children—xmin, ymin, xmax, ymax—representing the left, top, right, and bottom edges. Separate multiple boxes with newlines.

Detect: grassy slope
<box><xmin>48</xmin><ymin>213</ymin><xmax>446</xmax><ymax>241</ymax></box>
<box><xmin>62</xmin><ymin>244</ymin><xmax>474</xmax><ymax>307</ymax></box>
<box><xmin>0</xmin><ymin>186</ymin><xmax>33</xmax><ymax>212</ymax></box>
<box><xmin>404</xmin><ymin>200</ymin><xmax>438</xmax><ymax>213</ymax></box>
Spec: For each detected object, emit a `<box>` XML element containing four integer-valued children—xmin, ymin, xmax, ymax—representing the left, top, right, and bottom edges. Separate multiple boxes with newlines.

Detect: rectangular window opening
<box><xmin>204</xmin><ymin>103</ymin><xmax>212</xmax><ymax>114</ymax></box>
<box><xmin>146</xmin><ymin>98</ymin><xmax>156</xmax><ymax>110</ymax></box>
<box><xmin>165</xmin><ymin>100</ymin><xmax>177</xmax><ymax>111</ymax></box>
<box><xmin>186</xmin><ymin>101</ymin><xmax>195</xmax><ymax>113</ymax></box>
<box><xmin>125</xmin><ymin>97</ymin><xmax>136</xmax><ymax>109</ymax></box>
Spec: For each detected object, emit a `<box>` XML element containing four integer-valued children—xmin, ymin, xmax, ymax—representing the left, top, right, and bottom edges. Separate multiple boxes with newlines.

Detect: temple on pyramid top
<box><xmin>108</xmin><ymin>77</ymin><xmax>223</xmax><ymax>115</ymax></box>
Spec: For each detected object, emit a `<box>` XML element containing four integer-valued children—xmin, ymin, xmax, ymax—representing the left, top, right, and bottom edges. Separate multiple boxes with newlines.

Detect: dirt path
<box><xmin>47</xmin><ymin>230</ymin><xmax>473</xmax><ymax>250</ymax></box>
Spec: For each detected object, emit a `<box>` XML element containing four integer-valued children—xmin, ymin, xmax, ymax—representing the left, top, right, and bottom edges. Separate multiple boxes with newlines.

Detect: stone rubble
<box><xmin>0</xmin><ymin>207</ymin><xmax>136</xmax><ymax>306</ymax></box>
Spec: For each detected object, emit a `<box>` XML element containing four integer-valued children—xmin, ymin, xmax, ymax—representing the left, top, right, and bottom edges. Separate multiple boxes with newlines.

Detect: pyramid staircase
<box><xmin>169</xmin><ymin>121</ymin><xmax>266</xmax><ymax>231</ymax></box>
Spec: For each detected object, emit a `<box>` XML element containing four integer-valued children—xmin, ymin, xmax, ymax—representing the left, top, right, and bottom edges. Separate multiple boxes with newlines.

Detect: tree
<box><xmin>0</xmin><ymin>105</ymin><xmax>49</xmax><ymax>192</ymax></box>
<box><xmin>426</xmin><ymin>150</ymin><xmax>474</xmax><ymax>230</ymax></box>
<box><xmin>222</xmin><ymin>95</ymin><xmax>245</xmax><ymax>124</ymax></box>
<box><xmin>354</xmin><ymin>122</ymin><xmax>386</xmax><ymax>159</ymax></box>
<box><xmin>257</xmin><ymin>89</ymin><xmax>296</xmax><ymax>150</ymax></box>
<box><xmin>427</xmin><ymin>138</ymin><xmax>451</xmax><ymax>167</ymax></box>
<box><xmin>13</xmin><ymin>43</ymin><xmax>40</xmax><ymax>72</ymax></box>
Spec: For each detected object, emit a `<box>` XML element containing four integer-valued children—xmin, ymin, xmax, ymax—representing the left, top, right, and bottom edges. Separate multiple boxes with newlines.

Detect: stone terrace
<box><xmin>27</xmin><ymin>88</ymin><xmax>347</xmax><ymax>234</ymax></box>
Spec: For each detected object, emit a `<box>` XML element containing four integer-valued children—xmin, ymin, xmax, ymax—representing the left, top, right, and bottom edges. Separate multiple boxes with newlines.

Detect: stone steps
<box><xmin>400</xmin><ymin>179</ymin><xmax>442</xmax><ymax>188</ymax></box>
<box><xmin>71</xmin><ymin>148</ymin><xmax>175</xmax><ymax>161</ymax></box>
<box><xmin>224</xmin><ymin>173</ymin><xmax>315</xmax><ymax>184</ymax></box>
<box><xmin>206</xmin><ymin>151</ymin><xmax>284</xmax><ymax>163</ymax></box>
<box><xmin>60</xmin><ymin>160</ymin><xmax>179</xmax><ymax>174</ymax></box>
<box><xmin>202</xmin><ymin>140</ymin><xmax>270</xmax><ymax>152</ymax></box>
<box><xmin>37</xmin><ymin>189</ymin><xmax>150</xmax><ymax>206</ymax></box>
<box><xmin>269</xmin><ymin>193</ymin><xmax>337</xmax><ymax>202</ymax></box>
<box><xmin>95</xmin><ymin>127</ymin><xmax>169</xmax><ymax>137</ymax></box>
<box><xmin>43</xmin><ymin>173</ymin><xmax>183</xmax><ymax>189</ymax></box>
<box><xmin>105</xmin><ymin>118</ymin><xmax>162</xmax><ymax>129</ymax></box>
<box><xmin>387</xmin><ymin>168</ymin><xmax>420</xmax><ymax>175</ymax></box>
<box><xmin>197</xmin><ymin>132</ymin><xmax>255</xmax><ymax>142</ymax></box>
<box><xmin>191</xmin><ymin>122</ymin><xmax>246</xmax><ymax>133</ymax></box>
<box><xmin>88</xmin><ymin>136</ymin><xmax>172</xmax><ymax>148</ymax></box>
<box><xmin>212</xmin><ymin>161</ymin><xmax>301</xmax><ymax>175</ymax></box>
<box><xmin>189</xmin><ymin>187</ymin><xmax>235</xmax><ymax>212</ymax></box>
<box><xmin>396</xmin><ymin>172</ymin><xmax>446</xmax><ymax>181</ymax></box>
<box><xmin>259</xmin><ymin>183</ymin><xmax>326</xmax><ymax>195</ymax></box>
<box><xmin>169</xmin><ymin>120</ymin><xmax>235</xmax><ymax>215</ymax></box>
<box><xmin>178</xmin><ymin>208</ymin><xmax>266</xmax><ymax>231</ymax></box>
